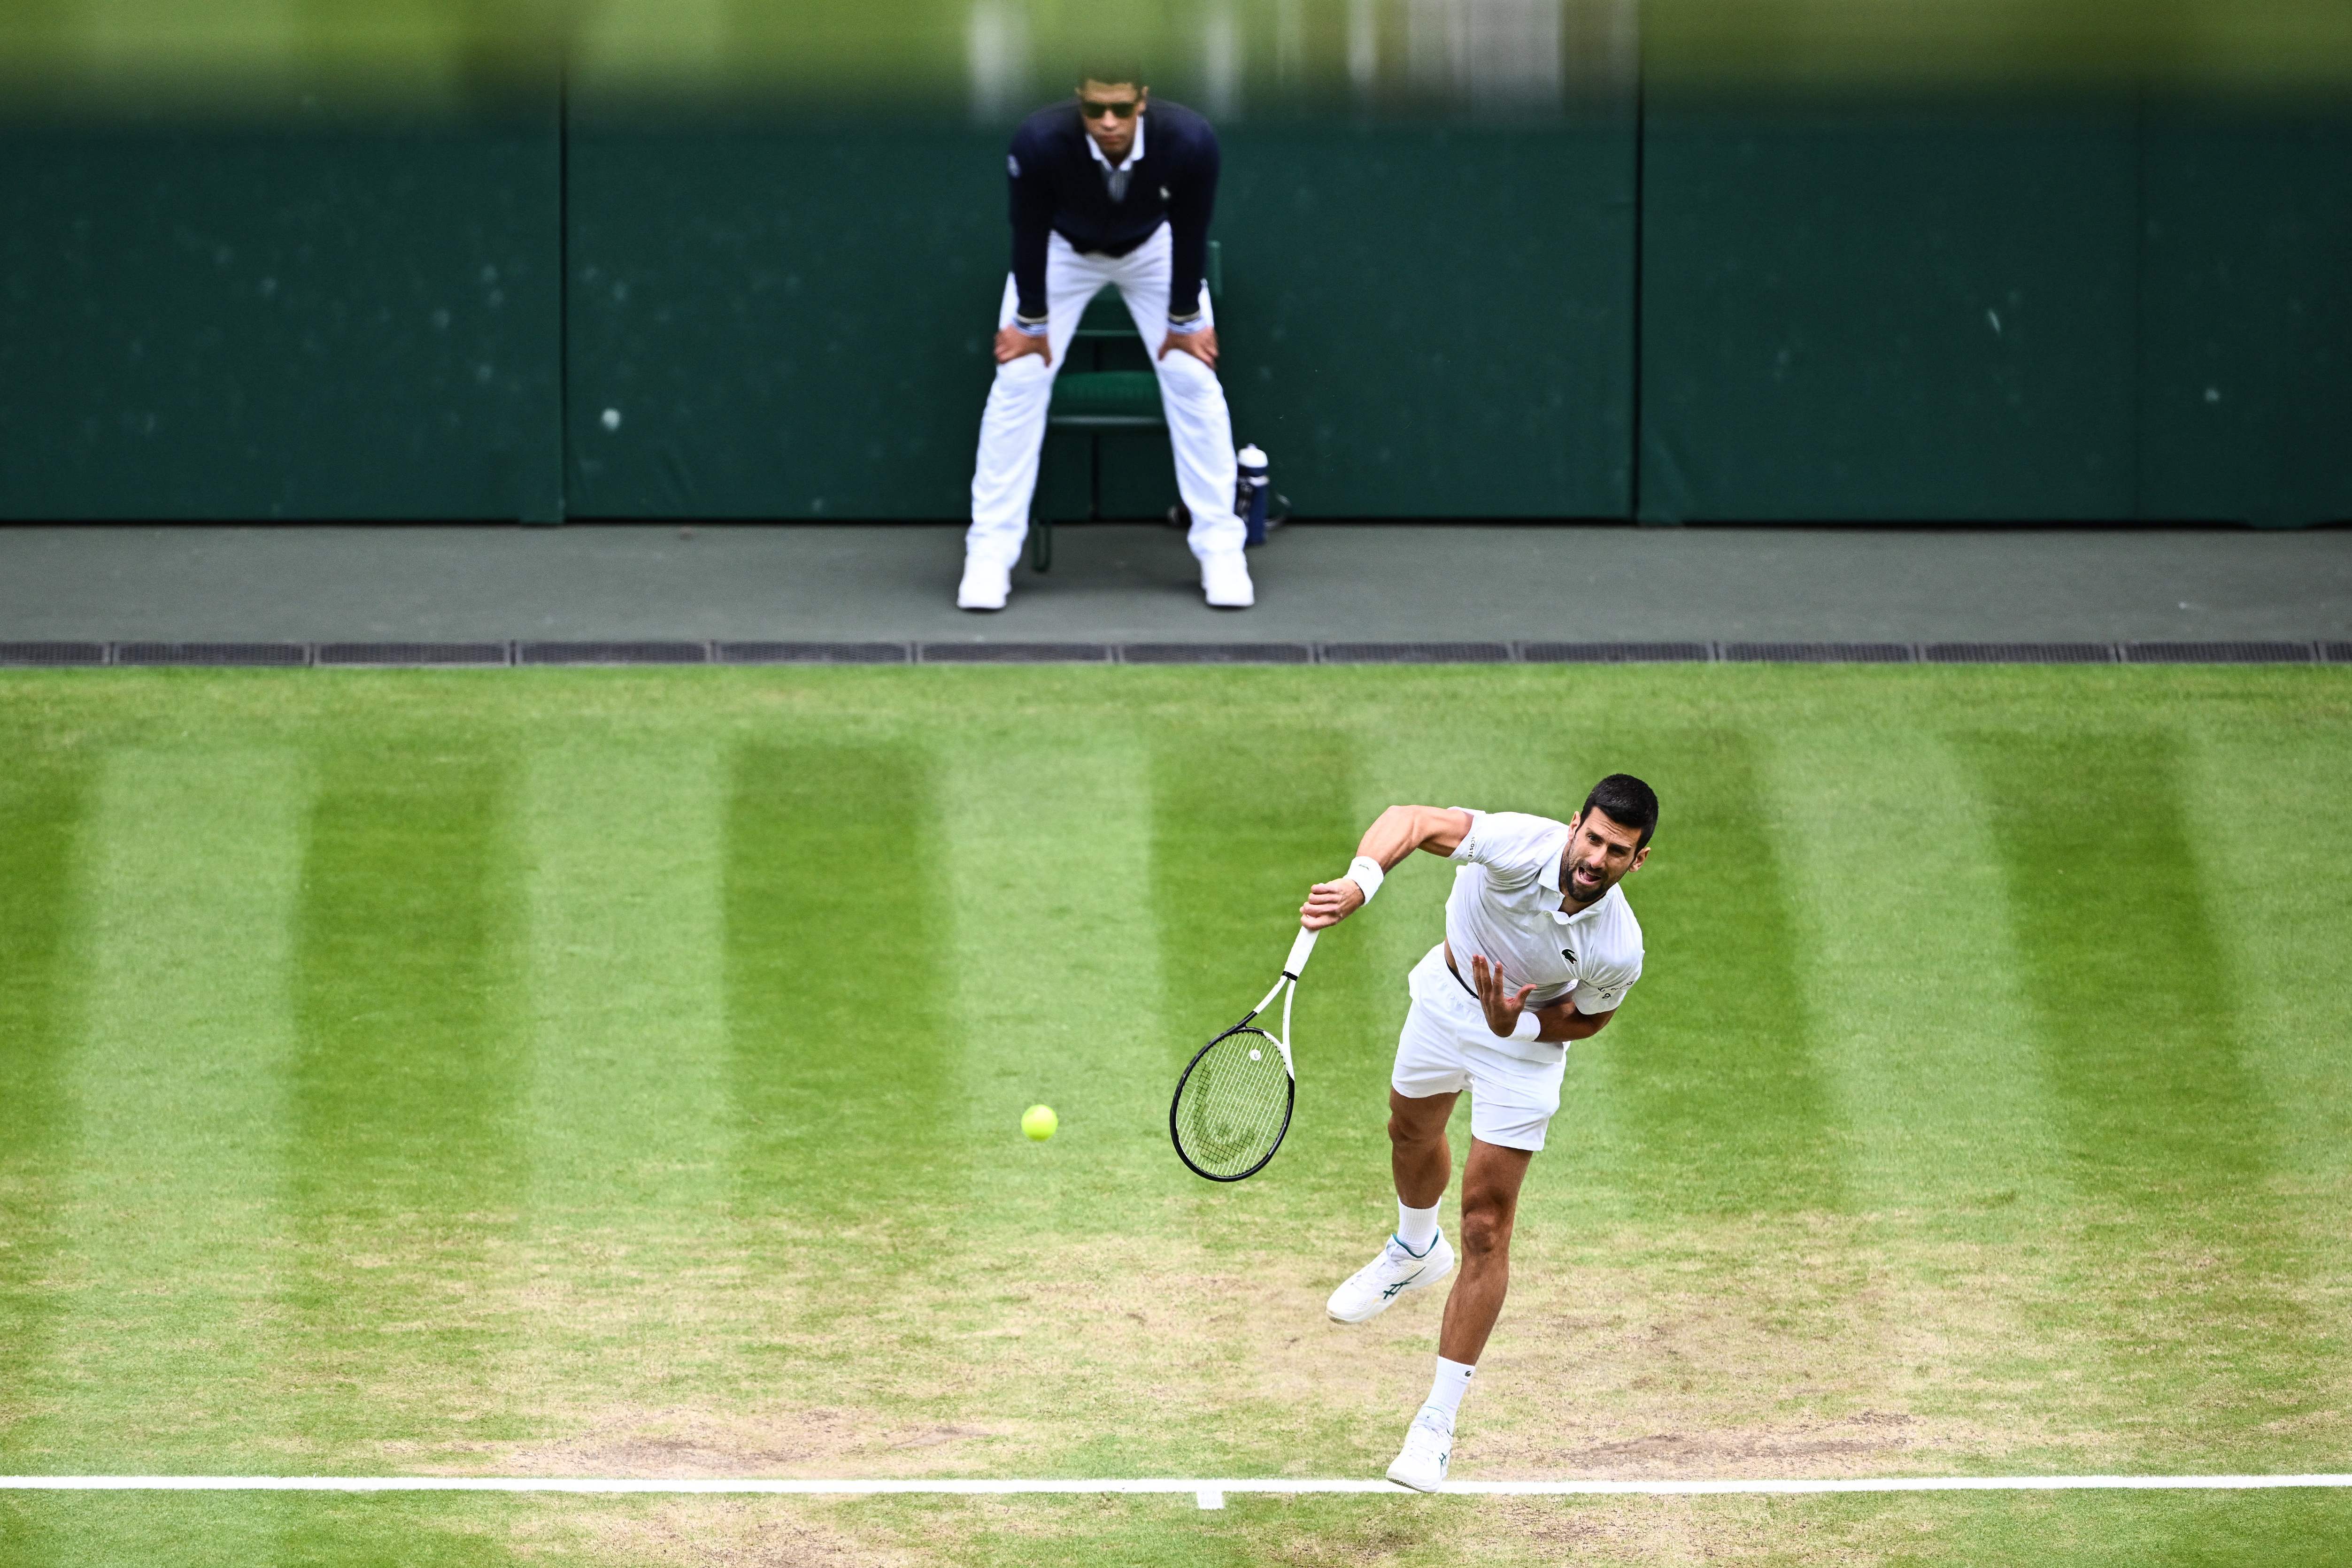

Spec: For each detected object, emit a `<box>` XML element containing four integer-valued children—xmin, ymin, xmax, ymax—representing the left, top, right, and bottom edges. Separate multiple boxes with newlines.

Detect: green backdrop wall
<box><xmin>1637</xmin><ymin>105</ymin><xmax>2142</xmax><ymax>523</ymax></box>
<box><xmin>1637</xmin><ymin>98</ymin><xmax>2352</xmax><ymax>527</ymax></box>
<box><xmin>564</xmin><ymin>119</ymin><xmax>1002</xmax><ymax>521</ymax></box>
<box><xmin>0</xmin><ymin>99</ymin><xmax>2343</xmax><ymax>525</ymax></box>
<box><xmin>2137</xmin><ymin>112</ymin><xmax>2352</xmax><ymax>529</ymax></box>
<box><xmin>0</xmin><ymin>114</ymin><xmax>563</xmax><ymax>522</ymax></box>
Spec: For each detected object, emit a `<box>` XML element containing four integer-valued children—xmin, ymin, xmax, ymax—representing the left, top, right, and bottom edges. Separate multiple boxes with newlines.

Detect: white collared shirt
<box><xmin>1442</xmin><ymin>808</ymin><xmax>1644</xmax><ymax>1018</ymax></box>
<box><xmin>1083</xmin><ymin>111</ymin><xmax>1145</xmax><ymax>175</ymax></box>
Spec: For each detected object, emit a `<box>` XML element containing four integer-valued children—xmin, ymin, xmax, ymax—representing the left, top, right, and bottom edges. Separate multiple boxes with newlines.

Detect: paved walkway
<box><xmin>1</xmin><ymin>523</ymin><xmax>2346</xmax><ymax>645</ymax></box>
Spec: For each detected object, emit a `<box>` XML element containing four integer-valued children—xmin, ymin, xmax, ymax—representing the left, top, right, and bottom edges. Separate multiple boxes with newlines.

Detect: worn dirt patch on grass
<box><xmin>442</xmin><ymin>1209</ymin><xmax>2153</xmax><ymax>1487</ymax></box>
<box><xmin>62</xmin><ymin>1190</ymin><xmax>2322</xmax><ymax>1483</ymax></box>
<box><xmin>1465</xmin><ymin>1212</ymin><xmax>2119</xmax><ymax>1478</ymax></box>
<box><xmin>580</xmin><ymin>1498</ymin><xmax>919</xmax><ymax>1568</ymax></box>
<box><xmin>270</xmin><ymin>1179</ymin><xmax>2345</xmax><ymax>1481</ymax></box>
<box><xmin>493</xmin><ymin>1407</ymin><xmax>1026</xmax><ymax>1480</ymax></box>
<box><xmin>548</xmin><ymin>1493</ymin><xmax>1928</xmax><ymax>1568</ymax></box>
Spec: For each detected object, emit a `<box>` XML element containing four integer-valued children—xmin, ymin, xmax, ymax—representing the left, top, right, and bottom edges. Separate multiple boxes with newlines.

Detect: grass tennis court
<box><xmin>3</xmin><ymin>664</ymin><xmax>2349</xmax><ymax>1565</ymax></box>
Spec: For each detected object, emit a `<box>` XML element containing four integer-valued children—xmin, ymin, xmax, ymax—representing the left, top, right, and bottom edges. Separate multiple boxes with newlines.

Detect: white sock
<box><xmin>1423</xmin><ymin>1357</ymin><xmax>1475</xmax><ymax>1423</ymax></box>
<box><xmin>1396</xmin><ymin>1201</ymin><xmax>1441</xmax><ymax>1255</ymax></box>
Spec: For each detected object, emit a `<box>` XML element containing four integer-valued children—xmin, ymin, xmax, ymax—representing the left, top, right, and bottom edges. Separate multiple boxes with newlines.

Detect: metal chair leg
<box><xmin>1030</xmin><ymin>511</ymin><xmax>1052</xmax><ymax>573</ymax></box>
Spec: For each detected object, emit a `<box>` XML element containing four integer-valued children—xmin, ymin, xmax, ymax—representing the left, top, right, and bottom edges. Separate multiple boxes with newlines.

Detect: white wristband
<box><xmin>1510</xmin><ymin>1010</ymin><xmax>1542</xmax><ymax>1043</ymax></box>
<box><xmin>1346</xmin><ymin>855</ymin><xmax>1386</xmax><ymax>903</ymax></box>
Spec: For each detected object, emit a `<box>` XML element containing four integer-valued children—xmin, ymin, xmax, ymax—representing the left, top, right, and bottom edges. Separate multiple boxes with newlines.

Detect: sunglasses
<box><xmin>1080</xmin><ymin>98</ymin><xmax>1140</xmax><ymax>120</ymax></box>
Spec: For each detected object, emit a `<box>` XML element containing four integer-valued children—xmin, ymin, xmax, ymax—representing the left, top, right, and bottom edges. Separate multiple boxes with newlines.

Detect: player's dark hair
<box><xmin>1581</xmin><ymin>774</ymin><xmax>1659</xmax><ymax>848</ymax></box>
<box><xmin>1075</xmin><ymin>60</ymin><xmax>1147</xmax><ymax>91</ymax></box>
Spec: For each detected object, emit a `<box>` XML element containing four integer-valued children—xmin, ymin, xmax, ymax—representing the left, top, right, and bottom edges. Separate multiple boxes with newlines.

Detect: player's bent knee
<box><xmin>1386</xmin><ymin>1110</ymin><xmax>1436</xmax><ymax>1148</ymax></box>
<box><xmin>1459</xmin><ymin>1205</ymin><xmax>1512</xmax><ymax>1260</ymax></box>
<box><xmin>1386</xmin><ymin>1094</ymin><xmax>1451</xmax><ymax>1147</ymax></box>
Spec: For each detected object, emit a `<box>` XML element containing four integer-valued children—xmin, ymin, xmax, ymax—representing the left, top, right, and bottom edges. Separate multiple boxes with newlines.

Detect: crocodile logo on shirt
<box><xmin>1560</xmin><ymin>945</ymin><xmax>1577</xmax><ymax>963</ymax></box>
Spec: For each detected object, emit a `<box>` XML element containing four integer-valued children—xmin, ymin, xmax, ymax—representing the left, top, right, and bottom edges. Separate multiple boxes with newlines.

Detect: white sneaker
<box><xmin>1201</xmin><ymin>551</ymin><xmax>1254</xmax><ymax>608</ymax></box>
<box><xmin>1326</xmin><ymin>1231</ymin><xmax>1454</xmax><ymax>1324</ymax></box>
<box><xmin>957</xmin><ymin>555</ymin><xmax>1010</xmax><ymax>612</ymax></box>
<box><xmin>1385</xmin><ymin>1405</ymin><xmax>1453</xmax><ymax>1492</ymax></box>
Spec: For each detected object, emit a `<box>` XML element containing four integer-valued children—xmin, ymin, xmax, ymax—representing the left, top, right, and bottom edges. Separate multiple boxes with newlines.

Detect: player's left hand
<box><xmin>1300</xmin><ymin>876</ymin><xmax>1364</xmax><ymax>929</ymax></box>
<box><xmin>1469</xmin><ymin>953</ymin><xmax>1538</xmax><ymax>1038</ymax></box>
<box><xmin>1157</xmin><ymin>326</ymin><xmax>1218</xmax><ymax>369</ymax></box>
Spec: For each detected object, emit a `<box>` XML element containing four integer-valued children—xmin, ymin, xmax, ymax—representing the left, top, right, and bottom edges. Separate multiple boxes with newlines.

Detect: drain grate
<box><xmin>1923</xmin><ymin>642</ymin><xmax>2119</xmax><ymax>664</ymax></box>
<box><xmin>1321</xmin><ymin>642</ymin><xmax>1512</xmax><ymax>664</ymax></box>
<box><xmin>1519</xmin><ymin>641</ymin><xmax>1712</xmax><ymax>664</ymax></box>
<box><xmin>1120</xmin><ymin>643</ymin><xmax>1315</xmax><ymax>664</ymax></box>
<box><xmin>316</xmin><ymin>642</ymin><xmax>511</xmax><ymax>667</ymax></box>
<box><xmin>713</xmin><ymin>642</ymin><xmax>911</xmax><ymax>664</ymax></box>
<box><xmin>517</xmin><ymin>641</ymin><xmax>710</xmax><ymax>665</ymax></box>
<box><xmin>0</xmin><ymin>641</ymin><xmax>108</xmax><ymax>667</ymax></box>
<box><xmin>115</xmin><ymin>642</ymin><xmax>309</xmax><ymax>667</ymax></box>
<box><xmin>1722</xmin><ymin>642</ymin><xmax>1915</xmax><ymax>663</ymax></box>
<box><xmin>917</xmin><ymin>643</ymin><xmax>1114</xmax><ymax>663</ymax></box>
<box><xmin>15</xmin><ymin>639</ymin><xmax>2341</xmax><ymax>672</ymax></box>
<box><xmin>2123</xmin><ymin>641</ymin><xmax>2315</xmax><ymax>664</ymax></box>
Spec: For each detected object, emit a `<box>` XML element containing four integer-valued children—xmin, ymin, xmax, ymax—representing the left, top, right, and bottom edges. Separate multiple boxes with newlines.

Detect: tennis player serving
<box><xmin>1300</xmin><ymin>775</ymin><xmax>1658</xmax><ymax>1491</ymax></box>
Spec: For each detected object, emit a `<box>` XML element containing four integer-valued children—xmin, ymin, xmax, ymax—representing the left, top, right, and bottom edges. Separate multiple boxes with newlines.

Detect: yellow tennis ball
<box><xmin>1021</xmin><ymin>1104</ymin><xmax>1058</xmax><ymax>1141</ymax></box>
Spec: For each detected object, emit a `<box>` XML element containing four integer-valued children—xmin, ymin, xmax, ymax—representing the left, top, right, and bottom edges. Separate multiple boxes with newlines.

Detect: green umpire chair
<box><xmin>1029</xmin><ymin>240</ymin><xmax>1221</xmax><ymax>573</ymax></box>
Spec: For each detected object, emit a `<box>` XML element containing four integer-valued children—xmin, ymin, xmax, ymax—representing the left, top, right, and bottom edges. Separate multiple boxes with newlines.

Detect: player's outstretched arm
<box><xmin>1300</xmin><ymin>806</ymin><xmax>1474</xmax><ymax>929</ymax></box>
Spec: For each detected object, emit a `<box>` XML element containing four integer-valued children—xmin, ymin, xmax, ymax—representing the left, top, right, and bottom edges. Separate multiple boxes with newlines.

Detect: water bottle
<box><xmin>1236</xmin><ymin>444</ymin><xmax>1270</xmax><ymax>546</ymax></box>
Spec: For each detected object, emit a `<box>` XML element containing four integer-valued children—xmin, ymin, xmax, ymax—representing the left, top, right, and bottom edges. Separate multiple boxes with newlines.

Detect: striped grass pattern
<box><xmin>0</xmin><ymin>664</ymin><xmax>2347</xmax><ymax>1566</ymax></box>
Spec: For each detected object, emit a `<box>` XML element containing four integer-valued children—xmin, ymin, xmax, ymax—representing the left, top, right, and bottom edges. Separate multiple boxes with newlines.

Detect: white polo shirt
<box><xmin>1441</xmin><ymin>808</ymin><xmax>1644</xmax><ymax>1022</ymax></box>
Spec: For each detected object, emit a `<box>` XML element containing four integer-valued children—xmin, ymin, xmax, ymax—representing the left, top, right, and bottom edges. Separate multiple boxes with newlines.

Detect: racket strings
<box><xmin>1173</xmin><ymin>1027</ymin><xmax>1292</xmax><ymax>1180</ymax></box>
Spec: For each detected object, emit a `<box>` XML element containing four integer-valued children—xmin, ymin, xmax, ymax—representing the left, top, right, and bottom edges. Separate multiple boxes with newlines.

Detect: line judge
<box><xmin>958</xmin><ymin>63</ymin><xmax>1253</xmax><ymax>613</ymax></box>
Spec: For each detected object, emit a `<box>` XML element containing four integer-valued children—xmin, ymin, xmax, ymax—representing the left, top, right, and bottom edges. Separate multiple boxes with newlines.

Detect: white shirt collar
<box><xmin>1085</xmin><ymin>112</ymin><xmax>1144</xmax><ymax>173</ymax></box>
<box><xmin>1540</xmin><ymin>837</ymin><xmax>1570</xmax><ymax>920</ymax></box>
<box><xmin>1555</xmin><ymin>888</ymin><xmax>1610</xmax><ymax>926</ymax></box>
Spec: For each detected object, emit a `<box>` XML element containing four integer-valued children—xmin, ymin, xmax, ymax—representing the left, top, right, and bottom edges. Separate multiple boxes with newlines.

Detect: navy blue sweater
<box><xmin>1007</xmin><ymin>99</ymin><xmax>1220</xmax><ymax>324</ymax></box>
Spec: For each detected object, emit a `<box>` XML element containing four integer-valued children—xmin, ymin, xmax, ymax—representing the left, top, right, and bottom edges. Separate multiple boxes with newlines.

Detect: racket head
<box><xmin>1169</xmin><ymin>1023</ymin><xmax>1296</xmax><ymax>1182</ymax></box>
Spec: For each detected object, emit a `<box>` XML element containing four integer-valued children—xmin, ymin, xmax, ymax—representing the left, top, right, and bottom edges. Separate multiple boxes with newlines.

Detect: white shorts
<box><xmin>1390</xmin><ymin>944</ymin><xmax>1568</xmax><ymax>1153</ymax></box>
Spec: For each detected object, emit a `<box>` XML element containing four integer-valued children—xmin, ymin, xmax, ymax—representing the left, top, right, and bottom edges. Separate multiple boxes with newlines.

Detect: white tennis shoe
<box><xmin>1326</xmin><ymin>1231</ymin><xmax>1454</xmax><ymax>1323</ymax></box>
<box><xmin>1385</xmin><ymin>1406</ymin><xmax>1454</xmax><ymax>1492</ymax></box>
<box><xmin>957</xmin><ymin>555</ymin><xmax>1010</xmax><ymax>611</ymax></box>
<box><xmin>1201</xmin><ymin>550</ymin><xmax>1254</xmax><ymax>608</ymax></box>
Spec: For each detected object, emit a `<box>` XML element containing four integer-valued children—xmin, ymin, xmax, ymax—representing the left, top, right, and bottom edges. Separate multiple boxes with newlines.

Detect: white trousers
<box><xmin>966</xmin><ymin>224</ymin><xmax>1244</xmax><ymax>569</ymax></box>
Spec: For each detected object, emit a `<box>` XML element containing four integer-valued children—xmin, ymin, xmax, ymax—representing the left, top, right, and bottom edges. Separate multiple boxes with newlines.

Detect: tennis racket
<box><xmin>1169</xmin><ymin>925</ymin><xmax>1318</xmax><ymax>1182</ymax></box>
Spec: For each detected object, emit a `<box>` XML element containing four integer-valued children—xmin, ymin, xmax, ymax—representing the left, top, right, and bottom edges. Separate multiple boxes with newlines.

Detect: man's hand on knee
<box><xmin>995</xmin><ymin>326</ymin><xmax>1052</xmax><ymax>367</ymax></box>
<box><xmin>1157</xmin><ymin>326</ymin><xmax>1218</xmax><ymax>369</ymax></box>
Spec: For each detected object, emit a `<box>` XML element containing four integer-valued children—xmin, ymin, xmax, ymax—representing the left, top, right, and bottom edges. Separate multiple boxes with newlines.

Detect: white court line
<box><xmin>3</xmin><ymin>1474</ymin><xmax>2349</xmax><ymax>1508</ymax></box>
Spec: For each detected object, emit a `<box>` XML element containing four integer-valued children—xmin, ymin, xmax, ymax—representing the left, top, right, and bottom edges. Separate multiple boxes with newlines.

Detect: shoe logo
<box><xmin>1379</xmin><ymin>1268</ymin><xmax>1425</xmax><ymax>1299</ymax></box>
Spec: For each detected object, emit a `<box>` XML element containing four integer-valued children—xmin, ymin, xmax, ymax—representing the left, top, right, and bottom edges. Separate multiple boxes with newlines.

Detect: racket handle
<box><xmin>1283</xmin><ymin>925</ymin><xmax>1319</xmax><ymax>979</ymax></box>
